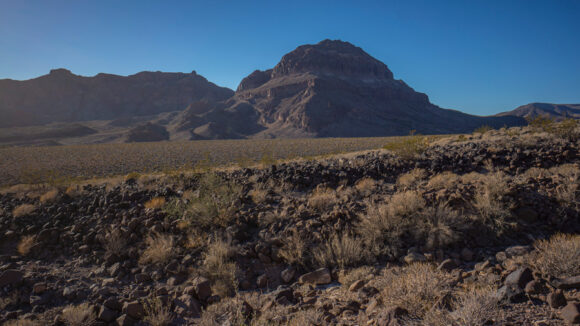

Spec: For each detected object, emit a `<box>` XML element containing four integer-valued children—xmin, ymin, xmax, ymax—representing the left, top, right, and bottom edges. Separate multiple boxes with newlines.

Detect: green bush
<box><xmin>383</xmin><ymin>135</ymin><xmax>429</xmax><ymax>160</ymax></box>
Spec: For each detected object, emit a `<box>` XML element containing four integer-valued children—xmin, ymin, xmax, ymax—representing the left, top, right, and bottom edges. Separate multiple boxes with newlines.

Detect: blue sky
<box><xmin>1</xmin><ymin>0</ymin><xmax>579</xmax><ymax>115</ymax></box>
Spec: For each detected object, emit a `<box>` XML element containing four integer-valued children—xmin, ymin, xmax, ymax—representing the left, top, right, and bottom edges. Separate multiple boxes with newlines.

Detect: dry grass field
<box><xmin>0</xmin><ymin>136</ymin><xmax>418</xmax><ymax>187</ymax></box>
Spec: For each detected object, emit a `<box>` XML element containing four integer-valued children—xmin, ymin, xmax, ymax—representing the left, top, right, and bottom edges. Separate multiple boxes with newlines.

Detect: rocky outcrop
<box><xmin>126</xmin><ymin>122</ymin><xmax>170</xmax><ymax>142</ymax></box>
<box><xmin>177</xmin><ymin>39</ymin><xmax>526</xmax><ymax>139</ymax></box>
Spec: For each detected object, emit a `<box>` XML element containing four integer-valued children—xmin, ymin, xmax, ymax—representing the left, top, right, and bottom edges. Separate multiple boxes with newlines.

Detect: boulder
<box><xmin>298</xmin><ymin>268</ymin><xmax>332</xmax><ymax>285</ymax></box>
<box><xmin>561</xmin><ymin>302</ymin><xmax>580</xmax><ymax>324</ymax></box>
<box><xmin>0</xmin><ymin>270</ymin><xmax>23</xmax><ymax>287</ymax></box>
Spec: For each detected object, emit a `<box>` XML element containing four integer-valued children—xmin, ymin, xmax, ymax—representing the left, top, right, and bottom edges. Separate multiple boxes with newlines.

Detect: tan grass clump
<box><xmin>102</xmin><ymin>228</ymin><xmax>128</xmax><ymax>257</ymax></box>
<box><xmin>39</xmin><ymin>189</ymin><xmax>59</xmax><ymax>204</ymax></box>
<box><xmin>144</xmin><ymin>296</ymin><xmax>173</xmax><ymax>326</ymax></box>
<box><xmin>528</xmin><ymin>233</ymin><xmax>580</xmax><ymax>278</ymax></box>
<box><xmin>249</xmin><ymin>187</ymin><xmax>269</xmax><ymax>205</ymax></box>
<box><xmin>397</xmin><ymin>168</ymin><xmax>427</xmax><ymax>189</ymax></box>
<box><xmin>61</xmin><ymin>302</ymin><xmax>96</xmax><ymax>326</ymax></box>
<box><xmin>355</xmin><ymin>177</ymin><xmax>377</xmax><ymax>195</ymax></box>
<box><xmin>278</xmin><ymin>230</ymin><xmax>309</xmax><ymax>267</ymax></box>
<box><xmin>307</xmin><ymin>187</ymin><xmax>337</xmax><ymax>211</ymax></box>
<box><xmin>17</xmin><ymin>235</ymin><xmax>36</xmax><ymax>256</ymax></box>
<box><xmin>449</xmin><ymin>286</ymin><xmax>499</xmax><ymax>326</ymax></box>
<box><xmin>139</xmin><ymin>233</ymin><xmax>175</xmax><ymax>266</ymax></box>
<box><xmin>338</xmin><ymin>266</ymin><xmax>376</xmax><ymax>288</ymax></box>
<box><xmin>313</xmin><ymin>233</ymin><xmax>368</xmax><ymax>269</ymax></box>
<box><xmin>381</xmin><ymin>263</ymin><xmax>452</xmax><ymax>319</ymax></box>
<box><xmin>388</xmin><ymin>191</ymin><xmax>426</xmax><ymax>217</ymax></box>
<box><xmin>427</xmin><ymin>171</ymin><xmax>460</xmax><ymax>190</ymax></box>
<box><xmin>12</xmin><ymin>204</ymin><xmax>36</xmax><ymax>217</ymax></box>
<box><xmin>145</xmin><ymin>197</ymin><xmax>166</xmax><ymax>210</ymax></box>
<box><xmin>3</xmin><ymin>319</ymin><xmax>40</xmax><ymax>326</ymax></box>
<box><xmin>201</xmin><ymin>238</ymin><xmax>238</xmax><ymax>297</ymax></box>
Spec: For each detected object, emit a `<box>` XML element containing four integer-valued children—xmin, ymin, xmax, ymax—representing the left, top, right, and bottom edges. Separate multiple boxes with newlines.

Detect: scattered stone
<box><xmin>524</xmin><ymin>280</ymin><xmax>543</xmax><ymax>295</ymax></box>
<box><xmin>553</xmin><ymin>276</ymin><xmax>580</xmax><ymax>290</ymax></box>
<box><xmin>98</xmin><ymin>305</ymin><xmax>118</xmax><ymax>322</ymax></box>
<box><xmin>298</xmin><ymin>268</ymin><xmax>332</xmax><ymax>285</ymax></box>
<box><xmin>192</xmin><ymin>277</ymin><xmax>212</xmax><ymax>301</ymax></box>
<box><xmin>349</xmin><ymin>280</ymin><xmax>365</xmax><ymax>292</ymax></box>
<box><xmin>173</xmin><ymin>294</ymin><xmax>202</xmax><ymax>318</ymax></box>
<box><xmin>403</xmin><ymin>252</ymin><xmax>426</xmax><ymax>264</ymax></box>
<box><xmin>0</xmin><ymin>269</ymin><xmax>23</xmax><ymax>287</ymax></box>
<box><xmin>505</xmin><ymin>267</ymin><xmax>533</xmax><ymax>289</ymax></box>
<box><xmin>32</xmin><ymin>282</ymin><xmax>47</xmax><ymax>294</ymax></box>
<box><xmin>115</xmin><ymin>314</ymin><xmax>136</xmax><ymax>326</ymax></box>
<box><xmin>281</xmin><ymin>267</ymin><xmax>296</xmax><ymax>283</ymax></box>
<box><xmin>437</xmin><ymin>259</ymin><xmax>457</xmax><ymax>271</ymax></box>
<box><xmin>561</xmin><ymin>302</ymin><xmax>580</xmax><ymax>324</ymax></box>
<box><xmin>122</xmin><ymin>301</ymin><xmax>144</xmax><ymax>320</ymax></box>
<box><xmin>547</xmin><ymin>290</ymin><xmax>567</xmax><ymax>309</ymax></box>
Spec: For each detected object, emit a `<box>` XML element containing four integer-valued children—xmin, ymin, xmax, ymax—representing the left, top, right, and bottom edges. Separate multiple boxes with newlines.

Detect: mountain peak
<box><xmin>271</xmin><ymin>39</ymin><xmax>394</xmax><ymax>80</ymax></box>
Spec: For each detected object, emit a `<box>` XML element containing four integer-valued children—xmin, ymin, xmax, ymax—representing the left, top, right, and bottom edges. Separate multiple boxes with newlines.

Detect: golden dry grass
<box><xmin>380</xmin><ymin>263</ymin><xmax>452</xmax><ymax>319</ymax></box>
<box><xmin>307</xmin><ymin>187</ymin><xmax>337</xmax><ymax>211</ymax></box>
<box><xmin>528</xmin><ymin>233</ymin><xmax>580</xmax><ymax>278</ymax></box>
<box><xmin>61</xmin><ymin>303</ymin><xmax>96</xmax><ymax>326</ymax></box>
<box><xmin>145</xmin><ymin>197</ymin><xmax>166</xmax><ymax>210</ymax></box>
<box><xmin>102</xmin><ymin>228</ymin><xmax>128</xmax><ymax>257</ymax></box>
<box><xmin>139</xmin><ymin>233</ymin><xmax>175</xmax><ymax>265</ymax></box>
<box><xmin>427</xmin><ymin>171</ymin><xmax>460</xmax><ymax>190</ymax></box>
<box><xmin>144</xmin><ymin>296</ymin><xmax>173</xmax><ymax>326</ymax></box>
<box><xmin>39</xmin><ymin>188</ymin><xmax>59</xmax><ymax>203</ymax></box>
<box><xmin>313</xmin><ymin>233</ymin><xmax>368</xmax><ymax>269</ymax></box>
<box><xmin>397</xmin><ymin>168</ymin><xmax>427</xmax><ymax>189</ymax></box>
<box><xmin>201</xmin><ymin>238</ymin><xmax>238</xmax><ymax>297</ymax></box>
<box><xmin>12</xmin><ymin>204</ymin><xmax>36</xmax><ymax>217</ymax></box>
<box><xmin>17</xmin><ymin>235</ymin><xmax>36</xmax><ymax>256</ymax></box>
<box><xmin>354</xmin><ymin>177</ymin><xmax>377</xmax><ymax>195</ymax></box>
<box><xmin>278</xmin><ymin>230</ymin><xmax>309</xmax><ymax>267</ymax></box>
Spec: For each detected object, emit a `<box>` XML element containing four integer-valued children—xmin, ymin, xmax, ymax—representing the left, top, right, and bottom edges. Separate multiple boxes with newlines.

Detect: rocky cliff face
<box><xmin>0</xmin><ymin>69</ymin><xmax>233</xmax><ymax>127</ymax></box>
<box><xmin>177</xmin><ymin>39</ymin><xmax>524</xmax><ymax>139</ymax></box>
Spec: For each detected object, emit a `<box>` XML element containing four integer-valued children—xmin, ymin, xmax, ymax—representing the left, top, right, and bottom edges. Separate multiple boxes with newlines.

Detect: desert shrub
<box><xmin>39</xmin><ymin>189</ymin><xmax>59</xmax><ymax>204</ymax></box>
<box><xmin>527</xmin><ymin>115</ymin><xmax>555</xmax><ymax>132</ymax></box>
<box><xmin>144</xmin><ymin>296</ymin><xmax>173</xmax><ymax>326</ymax></box>
<box><xmin>313</xmin><ymin>233</ymin><xmax>368</xmax><ymax>269</ymax></box>
<box><xmin>381</xmin><ymin>263</ymin><xmax>452</xmax><ymax>319</ymax></box>
<box><xmin>474</xmin><ymin>125</ymin><xmax>493</xmax><ymax>134</ymax></box>
<box><xmin>3</xmin><ymin>319</ymin><xmax>40</xmax><ymax>326</ymax></box>
<box><xmin>17</xmin><ymin>235</ymin><xmax>36</xmax><ymax>256</ymax></box>
<box><xmin>183</xmin><ymin>173</ymin><xmax>242</xmax><ymax>229</ymax></box>
<box><xmin>201</xmin><ymin>238</ymin><xmax>238</xmax><ymax>297</ymax></box>
<box><xmin>473</xmin><ymin>191</ymin><xmax>510</xmax><ymax>228</ymax></box>
<box><xmin>249</xmin><ymin>187</ymin><xmax>269</xmax><ymax>205</ymax></box>
<box><xmin>286</xmin><ymin>309</ymin><xmax>325</xmax><ymax>326</ymax></box>
<box><xmin>198</xmin><ymin>296</ymin><xmax>256</xmax><ymax>326</ymax></box>
<box><xmin>139</xmin><ymin>233</ymin><xmax>175</xmax><ymax>266</ymax></box>
<box><xmin>427</xmin><ymin>171</ymin><xmax>460</xmax><ymax>190</ymax></box>
<box><xmin>124</xmin><ymin>171</ymin><xmax>141</xmax><ymax>182</ymax></box>
<box><xmin>277</xmin><ymin>230</ymin><xmax>309</xmax><ymax>267</ymax></box>
<box><xmin>383</xmin><ymin>135</ymin><xmax>429</xmax><ymax>159</ymax></box>
<box><xmin>260</xmin><ymin>152</ymin><xmax>277</xmax><ymax>166</ymax></box>
<box><xmin>102</xmin><ymin>228</ymin><xmax>128</xmax><ymax>257</ymax></box>
<box><xmin>61</xmin><ymin>303</ymin><xmax>96</xmax><ymax>326</ymax></box>
<box><xmin>388</xmin><ymin>190</ymin><xmax>426</xmax><ymax>217</ymax></box>
<box><xmin>527</xmin><ymin>233</ymin><xmax>580</xmax><ymax>278</ymax></box>
<box><xmin>554</xmin><ymin>118</ymin><xmax>579</xmax><ymax>140</ymax></box>
<box><xmin>397</xmin><ymin>168</ymin><xmax>427</xmax><ymax>189</ymax></box>
<box><xmin>355</xmin><ymin>177</ymin><xmax>377</xmax><ymax>195</ymax></box>
<box><xmin>338</xmin><ymin>266</ymin><xmax>376</xmax><ymax>287</ymax></box>
<box><xmin>12</xmin><ymin>204</ymin><xmax>36</xmax><ymax>217</ymax></box>
<box><xmin>421</xmin><ymin>205</ymin><xmax>463</xmax><ymax>250</ymax></box>
<box><xmin>145</xmin><ymin>197</ymin><xmax>166</xmax><ymax>210</ymax></box>
<box><xmin>449</xmin><ymin>286</ymin><xmax>499</xmax><ymax>326</ymax></box>
<box><xmin>307</xmin><ymin>187</ymin><xmax>337</xmax><ymax>211</ymax></box>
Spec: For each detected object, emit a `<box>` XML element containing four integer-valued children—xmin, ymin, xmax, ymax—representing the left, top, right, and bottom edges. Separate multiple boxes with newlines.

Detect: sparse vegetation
<box><xmin>313</xmin><ymin>233</ymin><xmax>368</xmax><ymax>269</ymax></box>
<box><xmin>139</xmin><ymin>233</ymin><xmax>175</xmax><ymax>265</ymax></box>
<box><xmin>144</xmin><ymin>296</ymin><xmax>173</xmax><ymax>326</ymax></box>
<box><xmin>383</xmin><ymin>134</ymin><xmax>430</xmax><ymax>159</ymax></box>
<box><xmin>474</xmin><ymin>125</ymin><xmax>493</xmax><ymax>134</ymax></box>
<box><xmin>61</xmin><ymin>303</ymin><xmax>96</xmax><ymax>326</ymax></box>
<box><xmin>17</xmin><ymin>235</ymin><xmax>36</xmax><ymax>256</ymax></box>
<box><xmin>144</xmin><ymin>197</ymin><xmax>166</xmax><ymax>209</ymax></box>
<box><xmin>39</xmin><ymin>189</ymin><xmax>59</xmax><ymax>203</ymax></box>
<box><xmin>12</xmin><ymin>204</ymin><xmax>36</xmax><ymax>217</ymax></box>
<box><xmin>201</xmin><ymin>237</ymin><xmax>238</xmax><ymax>297</ymax></box>
<box><xmin>308</xmin><ymin>187</ymin><xmax>337</xmax><ymax>211</ymax></box>
<box><xmin>528</xmin><ymin>233</ymin><xmax>580</xmax><ymax>278</ymax></box>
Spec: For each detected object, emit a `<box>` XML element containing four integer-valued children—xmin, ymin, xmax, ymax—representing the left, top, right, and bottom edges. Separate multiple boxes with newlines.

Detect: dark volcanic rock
<box><xmin>126</xmin><ymin>122</ymin><xmax>170</xmax><ymax>142</ymax></box>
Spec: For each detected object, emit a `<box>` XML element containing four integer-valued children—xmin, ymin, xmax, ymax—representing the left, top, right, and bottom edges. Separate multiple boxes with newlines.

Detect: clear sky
<box><xmin>1</xmin><ymin>0</ymin><xmax>579</xmax><ymax>115</ymax></box>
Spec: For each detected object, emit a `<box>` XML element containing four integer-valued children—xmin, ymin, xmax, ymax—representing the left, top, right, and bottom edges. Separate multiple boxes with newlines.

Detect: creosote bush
<box><xmin>528</xmin><ymin>233</ymin><xmax>580</xmax><ymax>278</ymax></box>
<box><xmin>383</xmin><ymin>134</ymin><xmax>430</xmax><ymax>159</ymax></box>
<box><xmin>308</xmin><ymin>187</ymin><xmax>337</xmax><ymax>211</ymax></box>
<box><xmin>184</xmin><ymin>173</ymin><xmax>243</xmax><ymax>229</ymax></box>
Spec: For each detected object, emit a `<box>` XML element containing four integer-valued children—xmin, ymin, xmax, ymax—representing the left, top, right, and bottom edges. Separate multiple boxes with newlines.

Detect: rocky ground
<box><xmin>0</xmin><ymin>126</ymin><xmax>579</xmax><ymax>325</ymax></box>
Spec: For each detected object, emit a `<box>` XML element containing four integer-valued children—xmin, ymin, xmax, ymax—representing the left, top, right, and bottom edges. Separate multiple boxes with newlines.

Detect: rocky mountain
<box><xmin>0</xmin><ymin>69</ymin><xmax>233</xmax><ymax>128</ymax></box>
<box><xmin>175</xmin><ymin>40</ymin><xmax>526</xmax><ymax>139</ymax></box>
<box><xmin>497</xmin><ymin>103</ymin><xmax>580</xmax><ymax>120</ymax></box>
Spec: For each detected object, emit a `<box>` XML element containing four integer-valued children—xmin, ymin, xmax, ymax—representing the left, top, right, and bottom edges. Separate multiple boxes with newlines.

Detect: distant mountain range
<box><xmin>496</xmin><ymin>103</ymin><xmax>580</xmax><ymax>120</ymax></box>
<box><xmin>0</xmin><ymin>39</ymin><xmax>573</xmax><ymax>145</ymax></box>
